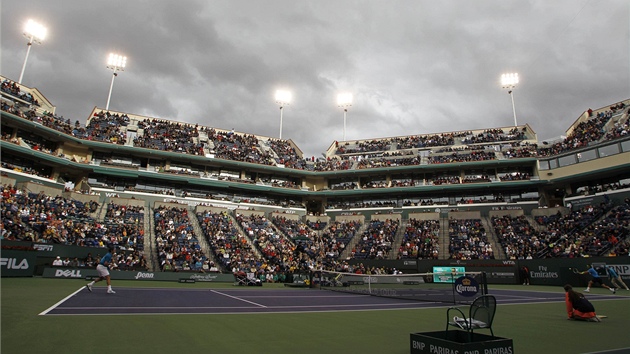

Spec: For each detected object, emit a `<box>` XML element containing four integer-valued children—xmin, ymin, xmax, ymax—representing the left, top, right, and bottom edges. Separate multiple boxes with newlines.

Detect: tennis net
<box><xmin>311</xmin><ymin>270</ymin><xmax>488</xmax><ymax>304</ymax></box>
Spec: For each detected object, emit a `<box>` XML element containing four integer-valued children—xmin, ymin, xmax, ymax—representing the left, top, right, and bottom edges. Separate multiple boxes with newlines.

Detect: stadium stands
<box><xmin>2</xmin><ymin>74</ymin><xmax>630</xmax><ymax>278</ymax></box>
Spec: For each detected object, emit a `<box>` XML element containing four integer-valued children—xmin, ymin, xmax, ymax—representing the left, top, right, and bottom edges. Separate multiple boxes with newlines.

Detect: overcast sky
<box><xmin>2</xmin><ymin>1</ymin><xmax>628</xmax><ymax>158</ymax></box>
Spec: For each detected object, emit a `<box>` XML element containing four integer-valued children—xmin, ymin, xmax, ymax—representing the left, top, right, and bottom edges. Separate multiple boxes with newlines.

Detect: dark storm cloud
<box><xmin>2</xmin><ymin>0</ymin><xmax>628</xmax><ymax>157</ymax></box>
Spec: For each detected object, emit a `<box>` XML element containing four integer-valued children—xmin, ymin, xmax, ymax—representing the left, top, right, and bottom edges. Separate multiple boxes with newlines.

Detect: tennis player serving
<box><xmin>86</xmin><ymin>245</ymin><xmax>116</xmax><ymax>294</ymax></box>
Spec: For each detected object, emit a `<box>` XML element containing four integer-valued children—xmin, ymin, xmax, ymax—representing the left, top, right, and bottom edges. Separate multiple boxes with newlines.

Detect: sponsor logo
<box><xmin>530</xmin><ymin>265</ymin><xmax>558</xmax><ymax>279</ymax></box>
<box><xmin>0</xmin><ymin>258</ymin><xmax>30</xmax><ymax>269</ymax></box>
<box><xmin>491</xmin><ymin>272</ymin><xmax>515</xmax><ymax>277</ymax></box>
<box><xmin>134</xmin><ymin>272</ymin><xmax>155</xmax><ymax>279</ymax></box>
<box><xmin>491</xmin><ymin>206</ymin><xmax>522</xmax><ymax>210</ymax></box>
<box><xmin>610</xmin><ymin>265</ymin><xmax>630</xmax><ymax>276</ymax></box>
<box><xmin>189</xmin><ymin>274</ymin><xmax>219</xmax><ymax>282</ymax></box>
<box><xmin>33</xmin><ymin>244</ymin><xmax>54</xmax><ymax>252</ymax></box>
<box><xmin>454</xmin><ymin>276</ymin><xmax>480</xmax><ymax>297</ymax></box>
<box><xmin>55</xmin><ymin>269</ymin><xmax>82</xmax><ymax>278</ymax></box>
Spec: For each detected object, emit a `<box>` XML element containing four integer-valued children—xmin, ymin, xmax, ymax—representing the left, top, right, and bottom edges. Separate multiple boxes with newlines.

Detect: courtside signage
<box><xmin>454</xmin><ymin>276</ymin><xmax>480</xmax><ymax>297</ymax></box>
<box><xmin>0</xmin><ymin>250</ymin><xmax>37</xmax><ymax>277</ymax></box>
<box><xmin>411</xmin><ymin>331</ymin><xmax>513</xmax><ymax>354</ymax></box>
<box><xmin>42</xmin><ymin>268</ymin><xmax>235</xmax><ymax>282</ymax></box>
<box><xmin>0</xmin><ymin>258</ymin><xmax>29</xmax><ymax>269</ymax></box>
<box><xmin>55</xmin><ymin>269</ymin><xmax>83</xmax><ymax>278</ymax></box>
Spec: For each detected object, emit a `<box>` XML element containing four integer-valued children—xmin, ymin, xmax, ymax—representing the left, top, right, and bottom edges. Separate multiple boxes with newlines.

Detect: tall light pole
<box><xmin>501</xmin><ymin>73</ymin><xmax>519</xmax><ymax>127</ymax></box>
<box><xmin>105</xmin><ymin>53</ymin><xmax>127</xmax><ymax>111</ymax></box>
<box><xmin>337</xmin><ymin>92</ymin><xmax>353</xmax><ymax>141</ymax></box>
<box><xmin>275</xmin><ymin>89</ymin><xmax>291</xmax><ymax>139</ymax></box>
<box><xmin>18</xmin><ymin>19</ymin><xmax>47</xmax><ymax>84</ymax></box>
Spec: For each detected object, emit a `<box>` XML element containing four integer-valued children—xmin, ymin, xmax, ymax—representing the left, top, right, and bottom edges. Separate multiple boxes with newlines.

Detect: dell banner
<box><xmin>1</xmin><ymin>250</ymin><xmax>37</xmax><ymax>277</ymax></box>
<box><xmin>42</xmin><ymin>267</ymin><xmax>235</xmax><ymax>282</ymax></box>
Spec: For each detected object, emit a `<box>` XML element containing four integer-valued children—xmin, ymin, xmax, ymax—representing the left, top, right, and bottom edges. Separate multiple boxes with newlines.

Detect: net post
<box><xmin>481</xmin><ymin>271</ymin><xmax>488</xmax><ymax>295</ymax></box>
<box><xmin>450</xmin><ymin>272</ymin><xmax>456</xmax><ymax>304</ymax></box>
<box><xmin>309</xmin><ymin>270</ymin><xmax>316</xmax><ymax>289</ymax></box>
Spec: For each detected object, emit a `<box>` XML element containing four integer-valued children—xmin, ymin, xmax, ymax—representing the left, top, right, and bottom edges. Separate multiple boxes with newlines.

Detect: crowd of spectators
<box><xmin>492</xmin><ymin>215</ymin><xmax>541</xmax><ymax>260</ymax></box>
<box><xmin>1</xmin><ymin>79</ymin><xmax>39</xmax><ymax>106</ymax></box>
<box><xmin>499</xmin><ymin>172</ymin><xmax>531</xmax><ymax>181</ymax></box>
<box><xmin>502</xmin><ymin>143</ymin><xmax>538</xmax><ymax>159</ymax></box>
<box><xmin>537</xmin><ymin>107</ymin><xmax>623</xmax><ymax>157</ymax></box>
<box><xmin>134</xmin><ymin>119</ymin><xmax>205</xmax><ymax>155</ymax></box>
<box><xmin>356</xmin><ymin>156</ymin><xmax>421</xmax><ymax>169</ymax></box>
<box><xmin>402</xmin><ymin>199</ymin><xmax>449</xmax><ymax>206</ymax></box>
<box><xmin>577</xmin><ymin>201</ymin><xmax>629</xmax><ymax>256</ymax></box>
<box><xmin>307</xmin><ymin>220</ymin><xmax>327</xmax><ymax>230</ymax></box>
<box><xmin>349</xmin><ymin>219</ymin><xmax>398</xmax><ymax>259</ymax></box>
<box><xmin>462</xmin><ymin>175</ymin><xmax>492</xmax><ymax>184</ymax></box>
<box><xmin>493</xmin><ymin>201</ymin><xmax>626</xmax><ymax>259</ymax></box>
<box><xmin>431</xmin><ymin>176</ymin><xmax>461</xmax><ymax>185</ymax></box>
<box><xmin>103</xmin><ymin>202</ymin><xmax>145</xmax><ymax>252</ymax></box>
<box><xmin>3</xmin><ymin>184</ymin><xmax>629</xmax><ymax>278</ymax></box>
<box><xmin>1</xmin><ymin>159</ymin><xmax>52</xmax><ymax>179</ymax></box>
<box><xmin>0</xmin><ymin>183</ymin><xmax>151</xmax><ymax>269</ymax></box>
<box><xmin>235</xmin><ymin>213</ymin><xmax>296</xmax><ymax>282</ymax></box>
<box><xmin>84</xmin><ymin>111</ymin><xmax>129</xmax><ymax>145</ymax></box>
<box><xmin>1</xmin><ymin>186</ymin><xmax>99</xmax><ymax>244</ymax></box>
<box><xmin>326</xmin><ymin>200</ymin><xmax>397</xmax><ymax>209</ymax></box>
<box><xmin>605</xmin><ymin>117</ymin><xmax>630</xmax><ymax>141</ymax></box>
<box><xmin>448</xmin><ymin>219</ymin><xmax>494</xmax><ymax>260</ymax></box>
<box><xmin>335</xmin><ymin>140</ymin><xmax>391</xmax><ymax>154</ymax></box>
<box><xmin>318</xmin><ymin>220</ymin><xmax>362</xmax><ymax>260</ymax></box>
<box><xmin>3</xmin><ymin>80</ymin><xmax>628</xmax><ymax>176</ymax></box>
<box><xmin>393</xmin><ymin>133</ymin><xmax>458</xmax><ymax>149</ymax></box>
<box><xmin>196</xmin><ymin>210</ymin><xmax>259</xmax><ymax>273</ymax></box>
<box><xmin>391</xmin><ymin>178</ymin><xmax>417</xmax><ymax>187</ymax></box>
<box><xmin>154</xmin><ymin>205</ymin><xmax>206</xmax><ymax>272</ymax></box>
<box><xmin>266</xmin><ymin>139</ymin><xmax>308</xmax><ymax>170</ymax></box>
<box><xmin>428</xmin><ymin>150</ymin><xmax>496</xmax><ymax>164</ymax></box>
<box><xmin>462</xmin><ymin>128</ymin><xmax>526</xmax><ymax>144</ymax></box>
<box><xmin>397</xmin><ymin>219</ymin><xmax>440</xmax><ymax>259</ymax></box>
<box><xmin>312</xmin><ymin>157</ymin><xmax>353</xmax><ymax>171</ymax></box>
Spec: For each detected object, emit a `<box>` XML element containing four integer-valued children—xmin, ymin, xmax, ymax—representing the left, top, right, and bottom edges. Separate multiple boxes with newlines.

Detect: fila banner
<box><xmin>0</xmin><ymin>250</ymin><xmax>37</xmax><ymax>277</ymax></box>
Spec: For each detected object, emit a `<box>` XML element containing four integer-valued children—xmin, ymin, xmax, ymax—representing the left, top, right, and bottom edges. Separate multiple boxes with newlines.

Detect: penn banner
<box><xmin>42</xmin><ymin>267</ymin><xmax>235</xmax><ymax>282</ymax></box>
<box><xmin>1</xmin><ymin>250</ymin><xmax>37</xmax><ymax>277</ymax></box>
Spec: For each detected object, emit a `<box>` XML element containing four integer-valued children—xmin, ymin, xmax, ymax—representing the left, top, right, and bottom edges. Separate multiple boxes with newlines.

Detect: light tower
<box><xmin>337</xmin><ymin>92</ymin><xmax>353</xmax><ymax>141</ymax></box>
<box><xmin>105</xmin><ymin>53</ymin><xmax>127</xmax><ymax>111</ymax></box>
<box><xmin>18</xmin><ymin>19</ymin><xmax>48</xmax><ymax>84</ymax></box>
<box><xmin>501</xmin><ymin>73</ymin><xmax>519</xmax><ymax>127</ymax></box>
<box><xmin>275</xmin><ymin>89</ymin><xmax>292</xmax><ymax>139</ymax></box>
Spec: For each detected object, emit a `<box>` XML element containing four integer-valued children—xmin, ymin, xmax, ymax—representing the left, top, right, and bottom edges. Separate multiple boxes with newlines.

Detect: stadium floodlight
<box><xmin>275</xmin><ymin>89</ymin><xmax>292</xmax><ymax>139</ymax></box>
<box><xmin>337</xmin><ymin>92</ymin><xmax>353</xmax><ymax>141</ymax></box>
<box><xmin>18</xmin><ymin>19</ymin><xmax>48</xmax><ymax>84</ymax></box>
<box><xmin>501</xmin><ymin>73</ymin><xmax>519</xmax><ymax>127</ymax></box>
<box><xmin>105</xmin><ymin>53</ymin><xmax>127</xmax><ymax>111</ymax></box>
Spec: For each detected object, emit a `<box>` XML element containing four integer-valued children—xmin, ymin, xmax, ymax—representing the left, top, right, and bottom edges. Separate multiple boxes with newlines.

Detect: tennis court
<box><xmin>4</xmin><ymin>278</ymin><xmax>630</xmax><ymax>354</ymax></box>
<box><xmin>40</xmin><ymin>285</ymin><xmax>624</xmax><ymax>316</ymax></box>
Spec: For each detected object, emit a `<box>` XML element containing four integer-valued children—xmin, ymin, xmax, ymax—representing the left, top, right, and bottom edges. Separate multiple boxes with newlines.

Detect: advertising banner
<box><xmin>1</xmin><ymin>250</ymin><xmax>37</xmax><ymax>277</ymax></box>
<box><xmin>42</xmin><ymin>267</ymin><xmax>235</xmax><ymax>282</ymax></box>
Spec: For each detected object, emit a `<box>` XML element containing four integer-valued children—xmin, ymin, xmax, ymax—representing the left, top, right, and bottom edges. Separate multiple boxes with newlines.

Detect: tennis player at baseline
<box><xmin>86</xmin><ymin>245</ymin><xmax>116</xmax><ymax>294</ymax></box>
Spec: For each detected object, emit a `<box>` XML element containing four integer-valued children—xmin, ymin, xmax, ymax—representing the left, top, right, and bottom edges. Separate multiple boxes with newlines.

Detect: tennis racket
<box><xmin>570</xmin><ymin>267</ymin><xmax>581</xmax><ymax>274</ymax></box>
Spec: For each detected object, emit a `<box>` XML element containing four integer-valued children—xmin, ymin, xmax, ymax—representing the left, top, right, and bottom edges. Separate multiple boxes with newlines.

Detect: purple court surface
<box><xmin>40</xmin><ymin>287</ymin><xmax>624</xmax><ymax>316</ymax></box>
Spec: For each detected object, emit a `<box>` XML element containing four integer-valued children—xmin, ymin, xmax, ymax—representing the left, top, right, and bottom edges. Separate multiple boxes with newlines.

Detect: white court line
<box><xmin>38</xmin><ymin>286</ymin><xmax>86</xmax><ymax>316</ymax></box>
<box><xmin>52</xmin><ymin>302</ymin><xmax>430</xmax><ymax>310</ymax></box>
<box><xmin>211</xmin><ymin>290</ymin><xmax>267</xmax><ymax>308</ymax></box>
